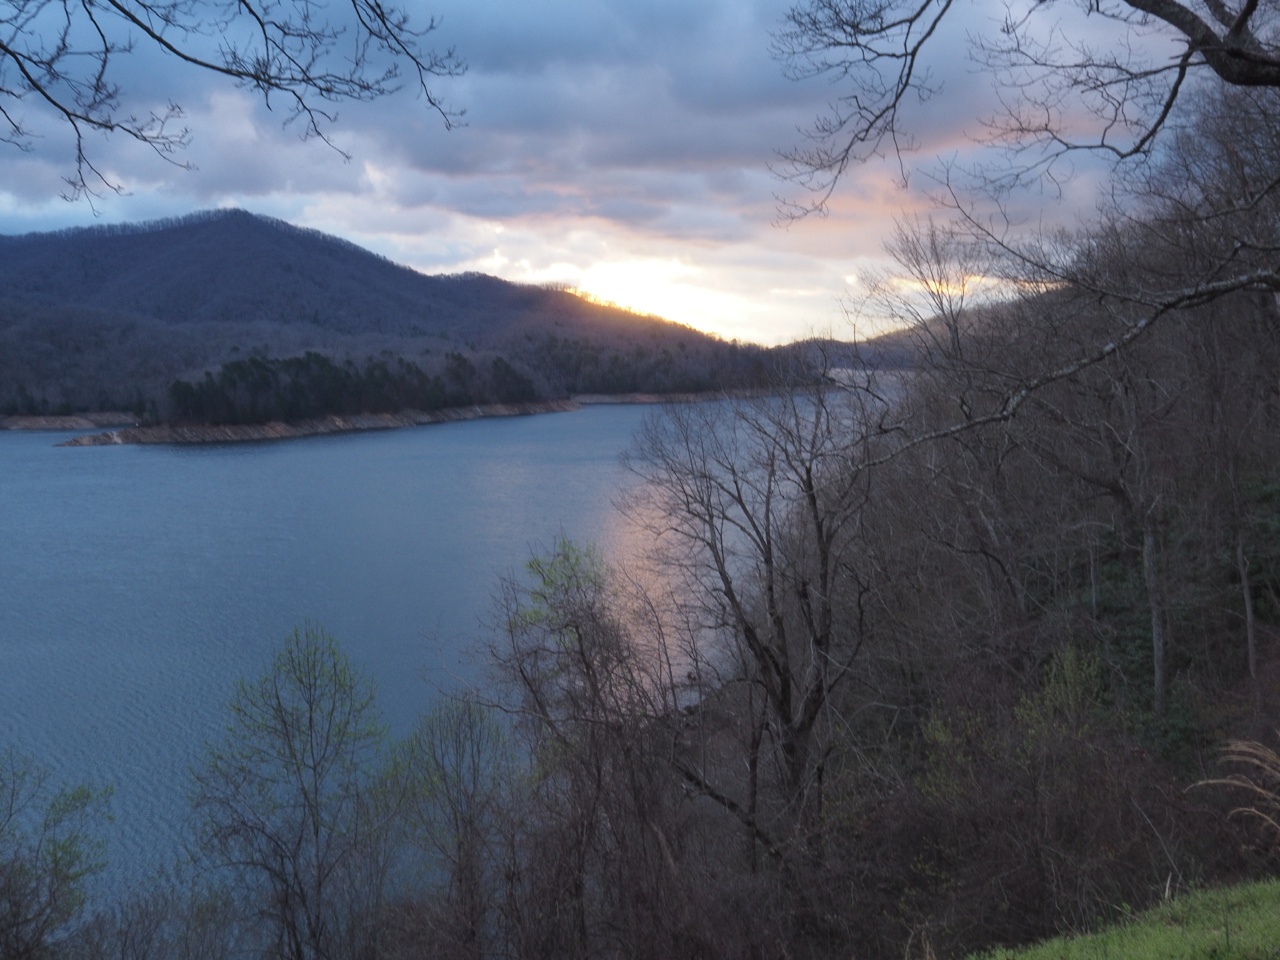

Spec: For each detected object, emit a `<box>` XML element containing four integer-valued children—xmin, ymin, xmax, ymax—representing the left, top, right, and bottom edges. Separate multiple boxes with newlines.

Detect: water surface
<box><xmin>0</xmin><ymin>405</ymin><xmax>651</xmax><ymax>884</ymax></box>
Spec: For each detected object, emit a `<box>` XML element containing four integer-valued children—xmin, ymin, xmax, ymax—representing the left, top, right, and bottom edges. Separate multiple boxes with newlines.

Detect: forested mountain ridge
<box><xmin>0</xmin><ymin>209</ymin><xmax>776</xmax><ymax>418</ymax></box>
<box><xmin>0</xmin><ymin>208</ymin><xmax>670</xmax><ymax>338</ymax></box>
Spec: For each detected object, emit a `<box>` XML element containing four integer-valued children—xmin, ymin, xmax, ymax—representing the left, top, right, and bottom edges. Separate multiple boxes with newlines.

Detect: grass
<box><xmin>971</xmin><ymin>880</ymin><xmax>1280</xmax><ymax>960</ymax></box>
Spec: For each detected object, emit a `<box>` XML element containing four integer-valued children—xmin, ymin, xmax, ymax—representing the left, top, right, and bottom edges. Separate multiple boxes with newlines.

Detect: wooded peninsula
<box><xmin>0</xmin><ymin>210</ymin><xmax>821</xmax><ymax>431</ymax></box>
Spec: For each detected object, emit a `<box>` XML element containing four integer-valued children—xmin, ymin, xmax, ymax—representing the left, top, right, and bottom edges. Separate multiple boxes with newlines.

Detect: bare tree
<box><xmin>774</xmin><ymin>0</ymin><xmax>1280</xmax><ymax>206</ymax></box>
<box><xmin>192</xmin><ymin>624</ymin><xmax>392</xmax><ymax>960</ymax></box>
<box><xmin>0</xmin><ymin>750</ymin><xmax>109</xmax><ymax>960</ymax></box>
<box><xmin>389</xmin><ymin>700</ymin><xmax>510</xmax><ymax>960</ymax></box>
<box><xmin>482</xmin><ymin>539</ymin><xmax>758</xmax><ymax>959</ymax></box>
<box><xmin>822</xmin><ymin>82</ymin><xmax>1280</xmax><ymax>509</ymax></box>
<box><xmin>775</xmin><ymin>1</ymin><xmax>1280</xmax><ymax>456</ymax></box>
<box><xmin>623</xmin><ymin>375</ymin><xmax>887</xmax><ymax>858</ymax></box>
<box><xmin>74</xmin><ymin>874</ymin><xmax>245</xmax><ymax>960</ymax></box>
<box><xmin>0</xmin><ymin>0</ymin><xmax>464</xmax><ymax>198</ymax></box>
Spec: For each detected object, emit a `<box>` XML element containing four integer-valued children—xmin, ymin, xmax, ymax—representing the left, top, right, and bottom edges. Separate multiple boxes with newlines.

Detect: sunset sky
<box><xmin>0</xmin><ymin>0</ymin><xmax>1131</xmax><ymax>344</ymax></box>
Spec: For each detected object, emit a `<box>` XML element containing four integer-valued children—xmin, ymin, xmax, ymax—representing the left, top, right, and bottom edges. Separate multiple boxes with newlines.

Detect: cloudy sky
<box><xmin>0</xmin><ymin>0</ymin><xmax>1131</xmax><ymax>344</ymax></box>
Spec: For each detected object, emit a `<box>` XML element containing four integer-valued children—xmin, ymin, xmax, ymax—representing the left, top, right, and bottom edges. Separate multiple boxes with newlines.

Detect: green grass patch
<box><xmin>971</xmin><ymin>880</ymin><xmax>1280</xmax><ymax>960</ymax></box>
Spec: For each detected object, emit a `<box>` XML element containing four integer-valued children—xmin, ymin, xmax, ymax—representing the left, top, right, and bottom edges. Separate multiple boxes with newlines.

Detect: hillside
<box><xmin>0</xmin><ymin>209</ymin><xmax>685</xmax><ymax>339</ymax></box>
<box><xmin>0</xmin><ymin>210</ymin><xmax>774</xmax><ymax>417</ymax></box>
<box><xmin>971</xmin><ymin>881</ymin><xmax>1280</xmax><ymax>960</ymax></box>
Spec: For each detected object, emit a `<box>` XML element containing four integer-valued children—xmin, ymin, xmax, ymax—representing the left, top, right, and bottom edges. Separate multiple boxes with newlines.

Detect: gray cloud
<box><xmin>0</xmin><ymin>0</ymin><xmax>1124</xmax><ymax>343</ymax></box>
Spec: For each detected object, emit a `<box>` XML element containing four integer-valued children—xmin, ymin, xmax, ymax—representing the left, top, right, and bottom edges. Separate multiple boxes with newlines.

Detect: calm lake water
<box><xmin>0</xmin><ymin>405</ymin><xmax>655</xmax><ymax>887</ymax></box>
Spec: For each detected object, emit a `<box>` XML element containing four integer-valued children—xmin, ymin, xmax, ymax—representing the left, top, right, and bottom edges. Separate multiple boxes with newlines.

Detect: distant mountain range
<box><xmin>0</xmin><ymin>209</ymin><xmax>782</xmax><ymax>418</ymax></box>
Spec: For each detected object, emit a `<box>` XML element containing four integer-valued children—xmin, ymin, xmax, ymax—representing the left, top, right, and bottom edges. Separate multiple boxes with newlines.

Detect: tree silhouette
<box><xmin>0</xmin><ymin>0</ymin><xmax>463</xmax><ymax>199</ymax></box>
<box><xmin>775</xmin><ymin>0</ymin><xmax>1280</xmax><ymax>207</ymax></box>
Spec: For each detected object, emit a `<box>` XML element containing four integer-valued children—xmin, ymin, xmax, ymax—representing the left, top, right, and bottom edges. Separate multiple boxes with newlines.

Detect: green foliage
<box><xmin>395</xmin><ymin>700</ymin><xmax>509</xmax><ymax>857</ymax></box>
<box><xmin>919</xmin><ymin>709</ymin><xmax>988</xmax><ymax>806</ymax></box>
<box><xmin>392</xmin><ymin>700</ymin><xmax>510</xmax><ymax>954</ymax></box>
<box><xmin>0</xmin><ymin>749</ymin><xmax>110</xmax><ymax>960</ymax></box>
<box><xmin>490</xmin><ymin>356</ymin><xmax>538</xmax><ymax>404</ymax></box>
<box><xmin>1013</xmin><ymin>646</ymin><xmax>1104</xmax><ymax>751</ymax></box>
<box><xmin>514</xmin><ymin>539</ymin><xmax>607</xmax><ymax>632</ymax></box>
<box><xmin>443</xmin><ymin>351</ymin><xmax>479</xmax><ymax>404</ymax></box>
<box><xmin>920</xmin><ymin>651</ymin><xmax>1110</xmax><ymax>811</ymax></box>
<box><xmin>192</xmin><ymin>624</ymin><xmax>390</xmax><ymax>960</ymax></box>
<box><xmin>970</xmin><ymin>880</ymin><xmax>1280</xmax><ymax>960</ymax></box>
<box><xmin>500</xmin><ymin>539</ymin><xmax>639</xmax><ymax>738</ymax></box>
<box><xmin>527</xmin><ymin>330</ymin><xmax>771</xmax><ymax>395</ymax></box>
<box><xmin>167</xmin><ymin>352</ymin><xmax>462</xmax><ymax>424</ymax></box>
<box><xmin>165</xmin><ymin>349</ymin><xmax>556</xmax><ymax>424</ymax></box>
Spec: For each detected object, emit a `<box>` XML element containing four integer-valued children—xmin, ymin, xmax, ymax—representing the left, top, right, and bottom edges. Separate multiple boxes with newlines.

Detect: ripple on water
<box><xmin>0</xmin><ymin>407</ymin><xmax>653</xmax><ymax>888</ymax></box>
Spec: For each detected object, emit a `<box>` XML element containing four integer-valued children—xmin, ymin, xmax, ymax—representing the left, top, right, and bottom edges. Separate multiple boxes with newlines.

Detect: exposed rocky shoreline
<box><xmin>54</xmin><ymin>400</ymin><xmax>583</xmax><ymax>446</ymax></box>
<box><xmin>2</xmin><ymin>392</ymin><xmax>730</xmax><ymax>446</ymax></box>
<box><xmin>572</xmin><ymin>392</ymin><xmax>715</xmax><ymax>405</ymax></box>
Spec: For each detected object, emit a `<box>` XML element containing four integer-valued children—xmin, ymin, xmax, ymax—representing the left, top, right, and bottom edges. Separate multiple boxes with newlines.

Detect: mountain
<box><xmin>0</xmin><ymin>208</ymin><xmax>700</xmax><ymax>340</ymax></box>
<box><xmin>0</xmin><ymin>210</ymin><xmax>772</xmax><ymax>416</ymax></box>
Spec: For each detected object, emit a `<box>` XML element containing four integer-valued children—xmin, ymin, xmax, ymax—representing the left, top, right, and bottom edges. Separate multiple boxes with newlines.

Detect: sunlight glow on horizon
<box><xmin>512</xmin><ymin>253</ymin><xmax>799</xmax><ymax>344</ymax></box>
<box><xmin>336</xmin><ymin>218</ymin><xmax>852</xmax><ymax>347</ymax></box>
<box><xmin>569</xmin><ymin>258</ymin><xmax>705</xmax><ymax>325</ymax></box>
<box><xmin>887</xmin><ymin>273</ymin><xmax>998</xmax><ymax>300</ymax></box>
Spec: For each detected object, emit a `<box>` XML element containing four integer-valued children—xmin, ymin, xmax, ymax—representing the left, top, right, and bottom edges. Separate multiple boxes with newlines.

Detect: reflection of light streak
<box><xmin>598</xmin><ymin>482</ymin><xmax>712</xmax><ymax>705</ymax></box>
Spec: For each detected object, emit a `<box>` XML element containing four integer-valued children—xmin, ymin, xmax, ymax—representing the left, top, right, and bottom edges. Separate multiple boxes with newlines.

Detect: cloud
<box><xmin>0</xmin><ymin>0</ymin><xmax>1155</xmax><ymax>344</ymax></box>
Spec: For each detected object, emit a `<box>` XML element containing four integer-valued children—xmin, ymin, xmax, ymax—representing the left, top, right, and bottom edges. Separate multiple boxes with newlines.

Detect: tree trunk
<box><xmin>1237</xmin><ymin>531</ymin><xmax>1260</xmax><ymax>716</ymax></box>
<box><xmin>1143</xmin><ymin>517</ymin><xmax>1167</xmax><ymax>718</ymax></box>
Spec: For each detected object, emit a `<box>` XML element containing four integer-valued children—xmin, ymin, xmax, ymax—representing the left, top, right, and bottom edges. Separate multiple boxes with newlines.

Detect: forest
<box><xmin>4</xmin><ymin>69</ymin><xmax>1280</xmax><ymax>958</ymax></box>
<box><xmin>6</xmin><ymin>0</ymin><xmax>1280</xmax><ymax>941</ymax></box>
<box><xmin>160</xmin><ymin>341</ymin><xmax>773</xmax><ymax>426</ymax></box>
<box><xmin>164</xmin><ymin>352</ymin><xmax>537</xmax><ymax>425</ymax></box>
<box><xmin>0</xmin><ymin>210</ymin><xmax>779</xmax><ymax>422</ymax></box>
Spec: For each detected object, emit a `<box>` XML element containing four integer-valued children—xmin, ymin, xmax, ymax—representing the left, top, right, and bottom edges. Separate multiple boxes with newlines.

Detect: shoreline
<box><xmin>55</xmin><ymin>400</ymin><xmax>581</xmax><ymax>446</ymax></box>
<box><xmin>4</xmin><ymin>391</ymin><xmax>738</xmax><ymax>447</ymax></box>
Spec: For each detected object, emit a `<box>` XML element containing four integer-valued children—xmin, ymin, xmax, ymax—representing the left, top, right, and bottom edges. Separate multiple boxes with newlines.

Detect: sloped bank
<box><xmin>59</xmin><ymin>401</ymin><xmax>581</xmax><ymax>446</ymax></box>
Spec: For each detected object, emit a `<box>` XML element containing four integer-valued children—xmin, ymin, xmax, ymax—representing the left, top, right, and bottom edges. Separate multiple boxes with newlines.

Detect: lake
<box><xmin>0</xmin><ymin>404</ymin><xmax>656</xmax><ymax>887</ymax></box>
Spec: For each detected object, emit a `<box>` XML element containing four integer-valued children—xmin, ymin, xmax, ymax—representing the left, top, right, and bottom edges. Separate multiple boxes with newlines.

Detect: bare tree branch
<box><xmin>774</xmin><ymin>0</ymin><xmax>1280</xmax><ymax>209</ymax></box>
<box><xmin>0</xmin><ymin>0</ymin><xmax>464</xmax><ymax>199</ymax></box>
